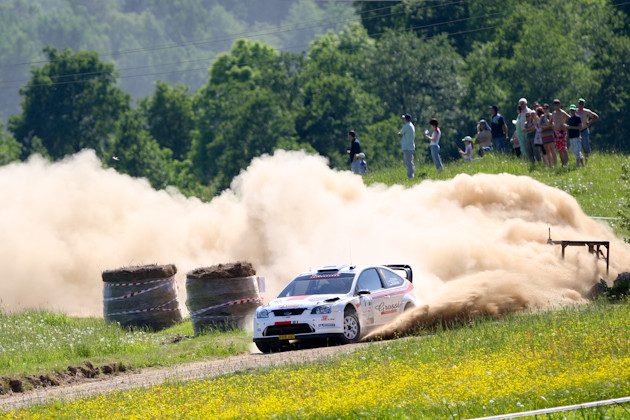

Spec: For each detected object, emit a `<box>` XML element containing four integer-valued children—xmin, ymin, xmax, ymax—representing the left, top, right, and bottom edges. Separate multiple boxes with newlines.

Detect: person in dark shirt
<box><xmin>347</xmin><ymin>130</ymin><xmax>362</xmax><ymax>173</ymax></box>
<box><xmin>566</xmin><ymin>105</ymin><xmax>583</xmax><ymax>168</ymax></box>
<box><xmin>489</xmin><ymin>105</ymin><xmax>509</xmax><ymax>153</ymax></box>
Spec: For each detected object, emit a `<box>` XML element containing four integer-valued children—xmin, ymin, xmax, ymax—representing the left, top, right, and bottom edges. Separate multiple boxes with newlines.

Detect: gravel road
<box><xmin>0</xmin><ymin>342</ymin><xmax>373</xmax><ymax>411</ymax></box>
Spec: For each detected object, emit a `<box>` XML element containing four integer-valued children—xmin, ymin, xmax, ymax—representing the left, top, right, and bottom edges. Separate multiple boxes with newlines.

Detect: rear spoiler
<box><xmin>384</xmin><ymin>264</ymin><xmax>413</xmax><ymax>283</ymax></box>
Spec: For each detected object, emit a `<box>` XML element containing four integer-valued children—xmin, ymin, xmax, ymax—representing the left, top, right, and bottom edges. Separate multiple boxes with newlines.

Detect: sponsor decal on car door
<box><xmin>373</xmin><ymin>292</ymin><xmax>399</xmax><ymax>321</ymax></box>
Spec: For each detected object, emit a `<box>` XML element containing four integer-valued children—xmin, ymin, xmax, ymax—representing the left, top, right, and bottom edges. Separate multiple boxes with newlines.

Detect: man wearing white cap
<box><xmin>398</xmin><ymin>114</ymin><xmax>415</xmax><ymax>178</ymax></box>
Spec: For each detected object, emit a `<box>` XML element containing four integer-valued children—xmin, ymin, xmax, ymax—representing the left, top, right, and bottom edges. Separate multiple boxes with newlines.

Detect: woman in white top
<box><xmin>424</xmin><ymin>118</ymin><xmax>443</xmax><ymax>172</ymax></box>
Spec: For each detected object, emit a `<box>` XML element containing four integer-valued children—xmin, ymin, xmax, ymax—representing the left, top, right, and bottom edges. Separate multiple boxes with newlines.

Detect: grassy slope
<box><xmin>4</xmin><ymin>301</ymin><xmax>630</xmax><ymax>419</ymax></box>
<box><xmin>2</xmin><ymin>151</ymin><xmax>630</xmax><ymax>417</ymax></box>
<box><xmin>366</xmin><ymin>152</ymin><xmax>630</xmax><ymax>236</ymax></box>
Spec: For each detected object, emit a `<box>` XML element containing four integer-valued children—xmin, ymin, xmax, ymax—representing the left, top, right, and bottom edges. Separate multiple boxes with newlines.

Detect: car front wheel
<box><xmin>255</xmin><ymin>341</ymin><xmax>273</xmax><ymax>353</ymax></box>
<box><xmin>339</xmin><ymin>308</ymin><xmax>360</xmax><ymax>344</ymax></box>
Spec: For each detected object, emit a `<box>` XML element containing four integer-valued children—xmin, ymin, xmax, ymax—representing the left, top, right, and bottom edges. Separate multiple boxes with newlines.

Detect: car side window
<box><xmin>378</xmin><ymin>268</ymin><xmax>405</xmax><ymax>288</ymax></box>
<box><xmin>356</xmin><ymin>269</ymin><xmax>383</xmax><ymax>292</ymax></box>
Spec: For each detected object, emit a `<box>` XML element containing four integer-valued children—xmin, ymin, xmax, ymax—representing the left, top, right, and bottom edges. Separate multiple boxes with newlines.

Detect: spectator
<box><xmin>398</xmin><ymin>114</ymin><xmax>416</xmax><ymax>179</ymax></box>
<box><xmin>489</xmin><ymin>105</ymin><xmax>509</xmax><ymax>153</ymax></box>
<box><xmin>424</xmin><ymin>118</ymin><xmax>443</xmax><ymax>172</ymax></box>
<box><xmin>516</xmin><ymin>98</ymin><xmax>531</xmax><ymax>156</ymax></box>
<box><xmin>347</xmin><ymin>130</ymin><xmax>361</xmax><ymax>173</ymax></box>
<box><xmin>551</xmin><ymin>99</ymin><xmax>570</xmax><ymax>167</ymax></box>
<box><xmin>356</xmin><ymin>152</ymin><xmax>367</xmax><ymax>175</ymax></box>
<box><xmin>510</xmin><ymin>105</ymin><xmax>522</xmax><ymax>158</ymax></box>
<box><xmin>539</xmin><ymin>103</ymin><xmax>556</xmax><ymax>167</ymax></box>
<box><xmin>523</xmin><ymin>110</ymin><xmax>538</xmax><ymax>163</ymax></box>
<box><xmin>475</xmin><ymin>119</ymin><xmax>492</xmax><ymax>156</ymax></box>
<box><xmin>575</xmin><ymin>98</ymin><xmax>599</xmax><ymax>165</ymax></box>
<box><xmin>566</xmin><ymin>104</ymin><xmax>584</xmax><ymax>167</ymax></box>
<box><xmin>458</xmin><ymin>136</ymin><xmax>473</xmax><ymax>162</ymax></box>
<box><xmin>534</xmin><ymin>107</ymin><xmax>546</xmax><ymax>165</ymax></box>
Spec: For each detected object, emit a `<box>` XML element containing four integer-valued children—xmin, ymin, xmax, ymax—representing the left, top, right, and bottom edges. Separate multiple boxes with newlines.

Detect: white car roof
<box><xmin>297</xmin><ymin>264</ymin><xmax>413</xmax><ymax>282</ymax></box>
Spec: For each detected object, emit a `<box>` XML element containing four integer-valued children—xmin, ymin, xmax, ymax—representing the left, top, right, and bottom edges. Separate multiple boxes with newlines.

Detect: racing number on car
<box><xmin>359</xmin><ymin>295</ymin><xmax>374</xmax><ymax>325</ymax></box>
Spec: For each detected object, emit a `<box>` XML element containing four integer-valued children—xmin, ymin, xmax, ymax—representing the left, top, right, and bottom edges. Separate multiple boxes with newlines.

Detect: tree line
<box><xmin>0</xmin><ymin>0</ymin><xmax>354</xmax><ymax>122</ymax></box>
<box><xmin>1</xmin><ymin>0</ymin><xmax>629</xmax><ymax>199</ymax></box>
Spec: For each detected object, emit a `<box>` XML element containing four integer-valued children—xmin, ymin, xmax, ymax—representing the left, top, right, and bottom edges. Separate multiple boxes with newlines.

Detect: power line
<box><xmin>0</xmin><ymin>0</ymin><xmax>470</xmax><ymax>72</ymax></box>
<box><xmin>5</xmin><ymin>0</ymin><xmax>624</xmax><ymax>91</ymax></box>
<box><xmin>1</xmin><ymin>1</ymin><xmax>487</xmax><ymax>90</ymax></box>
<box><xmin>0</xmin><ymin>0</ymin><xmax>473</xmax><ymax>89</ymax></box>
<box><xmin>0</xmin><ymin>19</ymin><xmax>512</xmax><ymax>91</ymax></box>
<box><xmin>0</xmin><ymin>2</ymin><xmax>376</xmax><ymax>70</ymax></box>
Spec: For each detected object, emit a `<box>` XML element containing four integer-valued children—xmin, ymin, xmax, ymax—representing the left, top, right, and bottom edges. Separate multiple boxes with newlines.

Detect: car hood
<box><xmin>267</xmin><ymin>294</ymin><xmax>348</xmax><ymax>309</ymax></box>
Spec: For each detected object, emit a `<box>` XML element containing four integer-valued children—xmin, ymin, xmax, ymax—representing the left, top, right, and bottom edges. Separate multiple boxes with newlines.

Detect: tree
<box><xmin>192</xmin><ymin>39</ymin><xmax>300</xmax><ymax>192</ymax></box>
<box><xmin>583</xmin><ymin>3</ymin><xmax>630</xmax><ymax>152</ymax></box>
<box><xmin>8</xmin><ymin>46</ymin><xmax>131</xmax><ymax>160</ymax></box>
<box><xmin>295</xmin><ymin>26</ymin><xmax>381</xmax><ymax>168</ymax></box>
<box><xmin>139</xmin><ymin>81</ymin><xmax>194</xmax><ymax>160</ymax></box>
<box><xmin>353</xmin><ymin>0</ymin><xmax>510</xmax><ymax>55</ymax></box>
<box><xmin>104</xmin><ymin>109</ymin><xmax>173</xmax><ymax>190</ymax></box>
<box><xmin>295</xmin><ymin>73</ymin><xmax>378</xmax><ymax>167</ymax></box>
<box><xmin>365</xmin><ymin>31</ymin><xmax>465</xmax><ymax>147</ymax></box>
<box><xmin>0</xmin><ymin>123</ymin><xmax>21</xmax><ymax>165</ymax></box>
<box><xmin>352</xmin><ymin>1</ymin><xmax>406</xmax><ymax>36</ymax></box>
<box><xmin>459</xmin><ymin>0</ymin><xmax>626</xmax><ymax>152</ymax></box>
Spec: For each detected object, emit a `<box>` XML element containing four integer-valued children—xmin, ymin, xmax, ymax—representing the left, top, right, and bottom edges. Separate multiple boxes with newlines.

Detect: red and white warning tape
<box><xmin>103</xmin><ymin>280</ymin><xmax>175</xmax><ymax>302</ymax></box>
<box><xmin>104</xmin><ymin>277</ymin><xmax>173</xmax><ymax>288</ymax></box>
<box><xmin>190</xmin><ymin>297</ymin><xmax>263</xmax><ymax>318</ymax></box>
<box><xmin>106</xmin><ymin>298</ymin><xmax>180</xmax><ymax>316</ymax></box>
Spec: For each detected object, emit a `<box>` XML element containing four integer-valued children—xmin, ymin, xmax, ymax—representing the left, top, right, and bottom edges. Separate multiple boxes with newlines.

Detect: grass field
<box><xmin>366</xmin><ymin>151</ymin><xmax>630</xmax><ymax>237</ymax></box>
<box><xmin>0</xmin><ymin>310</ymin><xmax>250</xmax><ymax>379</ymax></box>
<box><xmin>2</xmin><ymin>151</ymin><xmax>630</xmax><ymax>418</ymax></box>
<box><xmin>3</xmin><ymin>301</ymin><xmax>629</xmax><ymax>419</ymax></box>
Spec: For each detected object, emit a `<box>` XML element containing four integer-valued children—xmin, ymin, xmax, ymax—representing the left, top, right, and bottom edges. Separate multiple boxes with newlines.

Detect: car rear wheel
<box><xmin>339</xmin><ymin>308</ymin><xmax>360</xmax><ymax>344</ymax></box>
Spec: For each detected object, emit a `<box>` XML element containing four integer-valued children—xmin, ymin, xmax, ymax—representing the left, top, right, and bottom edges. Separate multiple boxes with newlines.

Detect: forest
<box><xmin>1</xmin><ymin>0</ymin><xmax>629</xmax><ymax>198</ymax></box>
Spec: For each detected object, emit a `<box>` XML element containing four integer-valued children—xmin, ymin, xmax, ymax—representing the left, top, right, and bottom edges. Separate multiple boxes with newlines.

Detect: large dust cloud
<box><xmin>1</xmin><ymin>150</ymin><xmax>628</xmax><ymax>321</ymax></box>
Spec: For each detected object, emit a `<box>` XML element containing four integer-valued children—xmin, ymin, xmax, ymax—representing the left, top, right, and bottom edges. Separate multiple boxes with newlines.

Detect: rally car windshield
<box><xmin>278</xmin><ymin>273</ymin><xmax>355</xmax><ymax>297</ymax></box>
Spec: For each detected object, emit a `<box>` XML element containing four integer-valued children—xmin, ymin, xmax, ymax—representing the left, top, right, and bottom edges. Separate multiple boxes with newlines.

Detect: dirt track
<box><xmin>0</xmin><ymin>342</ymin><xmax>372</xmax><ymax>411</ymax></box>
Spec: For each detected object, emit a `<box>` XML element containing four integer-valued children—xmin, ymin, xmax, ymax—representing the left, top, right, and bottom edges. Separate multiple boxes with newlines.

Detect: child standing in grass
<box><xmin>458</xmin><ymin>136</ymin><xmax>473</xmax><ymax>162</ymax></box>
<box><xmin>356</xmin><ymin>152</ymin><xmax>367</xmax><ymax>175</ymax></box>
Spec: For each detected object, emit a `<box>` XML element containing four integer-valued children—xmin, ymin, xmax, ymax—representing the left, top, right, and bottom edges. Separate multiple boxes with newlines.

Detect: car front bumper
<box><xmin>253</xmin><ymin>313</ymin><xmax>343</xmax><ymax>341</ymax></box>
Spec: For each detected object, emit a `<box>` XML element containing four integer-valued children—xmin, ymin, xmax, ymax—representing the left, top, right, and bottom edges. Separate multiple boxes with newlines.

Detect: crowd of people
<box><xmin>348</xmin><ymin>97</ymin><xmax>599</xmax><ymax>178</ymax></box>
<box><xmin>508</xmin><ymin>98</ymin><xmax>599</xmax><ymax>168</ymax></box>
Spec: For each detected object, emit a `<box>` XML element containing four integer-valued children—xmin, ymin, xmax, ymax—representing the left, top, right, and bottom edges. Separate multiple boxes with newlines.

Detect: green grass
<box><xmin>0</xmin><ymin>309</ymin><xmax>250</xmax><ymax>380</ymax></box>
<box><xmin>366</xmin><ymin>151</ymin><xmax>630</xmax><ymax>237</ymax></box>
<box><xmin>3</xmin><ymin>152</ymin><xmax>630</xmax><ymax>418</ymax></box>
<box><xmin>4</xmin><ymin>300</ymin><xmax>629</xmax><ymax>419</ymax></box>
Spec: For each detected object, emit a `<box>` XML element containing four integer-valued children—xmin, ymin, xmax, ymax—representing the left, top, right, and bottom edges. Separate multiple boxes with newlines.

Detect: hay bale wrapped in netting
<box><xmin>102</xmin><ymin>264</ymin><xmax>182</xmax><ymax>331</ymax></box>
<box><xmin>186</xmin><ymin>261</ymin><xmax>262</xmax><ymax>335</ymax></box>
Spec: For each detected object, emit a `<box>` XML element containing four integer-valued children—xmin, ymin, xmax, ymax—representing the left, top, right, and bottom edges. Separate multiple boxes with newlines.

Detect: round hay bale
<box><xmin>186</xmin><ymin>262</ymin><xmax>262</xmax><ymax>335</ymax></box>
<box><xmin>102</xmin><ymin>264</ymin><xmax>182</xmax><ymax>331</ymax></box>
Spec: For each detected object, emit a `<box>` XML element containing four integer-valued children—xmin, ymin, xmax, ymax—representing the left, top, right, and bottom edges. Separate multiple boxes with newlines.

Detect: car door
<box><xmin>355</xmin><ymin>268</ymin><xmax>386</xmax><ymax>326</ymax></box>
<box><xmin>377</xmin><ymin>268</ymin><xmax>407</xmax><ymax>322</ymax></box>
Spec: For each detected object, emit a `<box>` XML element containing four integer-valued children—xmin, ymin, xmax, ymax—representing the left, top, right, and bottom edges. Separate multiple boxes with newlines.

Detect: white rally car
<box><xmin>253</xmin><ymin>264</ymin><xmax>416</xmax><ymax>353</ymax></box>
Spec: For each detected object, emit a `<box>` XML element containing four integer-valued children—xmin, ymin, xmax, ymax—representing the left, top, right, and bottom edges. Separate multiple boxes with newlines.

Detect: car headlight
<box><xmin>257</xmin><ymin>308</ymin><xmax>269</xmax><ymax>318</ymax></box>
<box><xmin>311</xmin><ymin>305</ymin><xmax>332</xmax><ymax>315</ymax></box>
